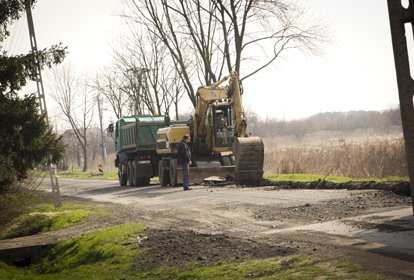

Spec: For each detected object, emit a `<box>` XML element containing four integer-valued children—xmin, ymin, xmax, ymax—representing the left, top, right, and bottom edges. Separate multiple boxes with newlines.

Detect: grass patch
<box><xmin>37</xmin><ymin>223</ymin><xmax>146</xmax><ymax>275</ymax></box>
<box><xmin>1</xmin><ymin>203</ymin><xmax>109</xmax><ymax>239</ymax></box>
<box><xmin>36</xmin><ymin>168</ymin><xmax>118</xmax><ymax>180</ymax></box>
<box><xmin>139</xmin><ymin>255</ymin><xmax>382</xmax><ymax>280</ymax></box>
<box><xmin>0</xmin><ymin>227</ymin><xmax>384</xmax><ymax>280</ymax></box>
<box><xmin>57</xmin><ymin>169</ymin><xmax>118</xmax><ymax>180</ymax></box>
<box><xmin>265</xmin><ymin>173</ymin><xmax>409</xmax><ymax>183</ymax></box>
<box><xmin>0</xmin><ymin>224</ymin><xmax>147</xmax><ymax>280</ymax></box>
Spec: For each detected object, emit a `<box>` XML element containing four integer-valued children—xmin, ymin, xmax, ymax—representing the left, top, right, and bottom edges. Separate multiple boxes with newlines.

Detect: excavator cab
<box><xmin>212</xmin><ymin>106</ymin><xmax>235</xmax><ymax>148</ymax></box>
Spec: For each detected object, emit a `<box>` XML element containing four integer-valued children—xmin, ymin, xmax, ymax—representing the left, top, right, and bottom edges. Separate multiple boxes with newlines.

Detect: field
<box><xmin>263</xmin><ymin>127</ymin><xmax>406</xmax><ymax>179</ymax></box>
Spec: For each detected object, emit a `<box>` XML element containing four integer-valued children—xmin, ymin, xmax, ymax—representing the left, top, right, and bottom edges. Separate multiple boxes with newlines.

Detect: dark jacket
<box><xmin>177</xmin><ymin>139</ymin><xmax>191</xmax><ymax>165</ymax></box>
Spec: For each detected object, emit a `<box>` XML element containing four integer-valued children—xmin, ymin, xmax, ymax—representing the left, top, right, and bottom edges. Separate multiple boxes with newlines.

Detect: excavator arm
<box><xmin>228</xmin><ymin>71</ymin><xmax>247</xmax><ymax>137</ymax></box>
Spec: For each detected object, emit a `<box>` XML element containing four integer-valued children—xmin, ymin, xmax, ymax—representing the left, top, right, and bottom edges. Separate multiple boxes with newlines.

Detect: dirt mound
<box><xmin>136</xmin><ymin>228</ymin><xmax>295</xmax><ymax>271</ymax></box>
<box><xmin>251</xmin><ymin>191</ymin><xmax>412</xmax><ymax>223</ymax></box>
<box><xmin>256</xmin><ymin>179</ymin><xmax>411</xmax><ymax>196</ymax></box>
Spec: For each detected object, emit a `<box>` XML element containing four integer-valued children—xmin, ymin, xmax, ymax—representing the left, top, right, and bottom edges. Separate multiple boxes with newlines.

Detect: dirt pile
<box><xmin>256</xmin><ymin>179</ymin><xmax>411</xmax><ymax>196</ymax></box>
<box><xmin>136</xmin><ymin>228</ymin><xmax>295</xmax><ymax>271</ymax></box>
<box><xmin>251</xmin><ymin>191</ymin><xmax>412</xmax><ymax>223</ymax></box>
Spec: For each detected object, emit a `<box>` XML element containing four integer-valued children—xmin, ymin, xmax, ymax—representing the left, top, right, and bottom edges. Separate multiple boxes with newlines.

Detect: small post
<box><xmin>98</xmin><ymin>164</ymin><xmax>104</xmax><ymax>176</ymax></box>
<box><xmin>49</xmin><ymin>163</ymin><xmax>61</xmax><ymax>208</ymax></box>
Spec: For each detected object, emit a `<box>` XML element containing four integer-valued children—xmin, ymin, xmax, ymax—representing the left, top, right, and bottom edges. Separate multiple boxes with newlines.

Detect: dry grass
<box><xmin>0</xmin><ymin>173</ymin><xmax>50</xmax><ymax>231</ymax></box>
<box><xmin>264</xmin><ymin>129</ymin><xmax>407</xmax><ymax>178</ymax></box>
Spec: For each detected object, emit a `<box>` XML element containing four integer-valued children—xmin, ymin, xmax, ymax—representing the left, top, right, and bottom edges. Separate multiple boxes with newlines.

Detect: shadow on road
<box><xmin>72</xmin><ymin>181</ymin><xmax>192</xmax><ymax>199</ymax></box>
<box><xmin>358</xmin><ymin>215</ymin><xmax>414</xmax><ymax>262</ymax></box>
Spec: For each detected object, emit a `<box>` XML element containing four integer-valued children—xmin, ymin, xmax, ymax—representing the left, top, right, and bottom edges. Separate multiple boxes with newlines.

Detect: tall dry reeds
<box><xmin>264</xmin><ymin>138</ymin><xmax>407</xmax><ymax>178</ymax></box>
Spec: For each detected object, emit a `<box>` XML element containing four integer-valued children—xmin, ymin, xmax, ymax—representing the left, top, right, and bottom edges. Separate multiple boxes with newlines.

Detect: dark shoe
<box><xmin>183</xmin><ymin>188</ymin><xmax>192</xmax><ymax>191</ymax></box>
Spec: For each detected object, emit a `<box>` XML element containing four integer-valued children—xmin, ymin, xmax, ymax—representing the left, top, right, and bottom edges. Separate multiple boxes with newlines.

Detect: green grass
<box><xmin>265</xmin><ymin>173</ymin><xmax>409</xmax><ymax>183</ymax></box>
<box><xmin>57</xmin><ymin>169</ymin><xmax>118</xmax><ymax>180</ymax></box>
<box><xmin>0</xmin><ymin>224</ymin><xmax>383</xmax><ymax>280</ymax></box>
<box><xmin>37</xmin><ymin>168</ymin><xmax>160</xmax><ymax>182</ymax></box>
<box><xmin>152</xmin><ymin>256</ymin><xmax>383</xmax><ymax>280</ymax></box>
<box><xmin>35</xmin><ymin>168</ymin><xmax>118</xmax><ymax>180</ymax></box>
<box><xmin>0</xmin><ymin>223</ymin><xmax>147</xmax><ymax>280</ymax></box>
<box><xmin>1</xmin><ymin>203</ymin><xmax>109</xmax><ymax>239</ymax></box>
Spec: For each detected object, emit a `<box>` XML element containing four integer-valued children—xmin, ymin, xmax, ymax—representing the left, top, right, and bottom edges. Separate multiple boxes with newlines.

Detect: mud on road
<box><xmin>2</xmin><ymin>180</ymin><xmax>414</xmax><ymax>279</ymax></box>
<box><xmin>124</xmin><ymin>188</ymin><xmax>413</xmax><ymax>278</ymax></box>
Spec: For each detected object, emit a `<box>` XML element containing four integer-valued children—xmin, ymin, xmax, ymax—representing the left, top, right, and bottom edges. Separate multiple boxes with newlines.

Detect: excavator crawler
<box><xmin>156</xmin><ymin>71</ymin><xmax>264</xmax><ymax>186</ymax></box>
<box><xmin>233</xmin><ymin>137</ymin><xmax>264</xmax><ymax>183</ymax></box>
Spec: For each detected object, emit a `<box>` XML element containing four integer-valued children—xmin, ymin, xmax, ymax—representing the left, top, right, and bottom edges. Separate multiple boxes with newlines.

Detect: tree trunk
<box><xmin>82</xmin><ymin>145</ymin><xmax>88</xmax><ymax>172</ymax></box>
<box><xmin>77</xmin><ymin>149</ymin><xmax>81</xmax><ymax>168</ymax></box>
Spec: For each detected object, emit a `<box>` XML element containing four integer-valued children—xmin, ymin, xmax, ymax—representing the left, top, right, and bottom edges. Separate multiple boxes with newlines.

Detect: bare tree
<box><xmin>92</xmin><ymin>66</ymin><xmax>131</xmax><ymax>119</ymax></box>
<box><xmin>49</xmin><ymin>65</ymin><xmax>95</xmax><ymax>172</ymax></box>
<box><xmin>213</xmin><ymin>0</ymin><xmax>327</xmax><ymax>80</ymax></box>
<box><xmin>123</xmin><ymin>0</ymin><xmax>198</xmax><ymax>106</ymax></box>
<box><xmin>121</xmin><ymin>0</ymin><xmax>327</xmax><ymax>108</ymax></box>
<box><xmin>106</xmin><ymin>24</ymin><xmax>186</xmax><ymax>119</ymax></box>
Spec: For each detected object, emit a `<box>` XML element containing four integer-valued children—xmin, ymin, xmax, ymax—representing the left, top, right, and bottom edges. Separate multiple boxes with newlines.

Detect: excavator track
<box><xmin>232</xmin><ymin>137</ymin><xmax>264</xmax><ymax>184</ymax></box>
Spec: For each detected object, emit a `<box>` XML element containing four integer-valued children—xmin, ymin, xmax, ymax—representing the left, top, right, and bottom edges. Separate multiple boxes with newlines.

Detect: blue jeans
<box><xmin>182</xmin><ymin>163</ymin><xmax>189</xmax><ymax>189</ymax></box>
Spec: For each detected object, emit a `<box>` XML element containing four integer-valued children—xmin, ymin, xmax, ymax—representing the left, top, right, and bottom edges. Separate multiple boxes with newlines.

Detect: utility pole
<box><xmin>25</xmin><ymin>0</ymin><xmax>60</xmax><ymax>208</ymax></box>
<box><xmin>97</xmin><ymin>94</ymin><xmax>107</xmax><ymax>164</ymax></box>
<box><xmin>24</xmin><ymin>0</ymin><xmax>48</xmax><ymax>121</ymax></box>
<box><xmin>388</xmin><ymin>0</ymin><xmax>414</xmax><ymax>215</ymax></box>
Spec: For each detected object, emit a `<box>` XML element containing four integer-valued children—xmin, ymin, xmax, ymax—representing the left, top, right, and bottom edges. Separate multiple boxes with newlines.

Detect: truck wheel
<box><xmin>142</xmin><ymin>177</ymin><xmax>150</xmax><ymax>186</ymax></box>
<box><xmin>128</xmin><ymin>161</ymin><xmax>134</xmax><ymax>187</ymax></box>
<box><xmin>135</xmin><ymin>176</ymin><xmax>143</xmax><ymax>187</ymax></box>
<box><xmin>118</xmin><ymin>168</ymin><xmax>127</xmax><ymax>186</ymax></box>
<box><xmin>159</xmin><ymin>160</ymin><xmax>169</xmax><ymax>186</ymax></box>
<box><xmin>133</xmin><ymin>160</ymin><xmax>142</xmax><ymax>187</ymax></box>
<box><xmin>169</xmin><ymin>161</ymin><xmax>177</xmax><ymax>187</ymax></box>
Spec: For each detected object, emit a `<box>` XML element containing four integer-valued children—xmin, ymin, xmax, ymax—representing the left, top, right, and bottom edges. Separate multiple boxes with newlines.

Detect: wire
<box><xmin>7</xmin><ymin>15</ymin><xmax>28</xmax><ymax>55</ymax></box>
<box><xmin>15</xmin><ymin>14</ymin><xmax>29</xmax><ymax>54</ymax></box>
<box><xmin>3</xmin><ymin>19</ymin><xmax>19</xmax><ymax>53</ymax></box>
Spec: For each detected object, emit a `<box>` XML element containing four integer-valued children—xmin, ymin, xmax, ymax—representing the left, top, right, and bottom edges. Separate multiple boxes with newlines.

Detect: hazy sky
<box><xmin>3</xmin><ymin>0</ymin><xmax>400</xmax><ymax>121</ymax></box>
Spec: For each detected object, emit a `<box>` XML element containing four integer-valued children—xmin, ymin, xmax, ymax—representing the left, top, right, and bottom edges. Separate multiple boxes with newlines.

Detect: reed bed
<box><xmin>264</xmin><ymin>138</ymin><xmax>407</xmax><ymax>178</ymax></box>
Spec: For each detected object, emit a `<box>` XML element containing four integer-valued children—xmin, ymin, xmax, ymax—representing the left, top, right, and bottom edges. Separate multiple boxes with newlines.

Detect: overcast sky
<box><xmin>3</xmin><ymin>0</ymin><xmax>400</xmax><ymax>121</ymax></box>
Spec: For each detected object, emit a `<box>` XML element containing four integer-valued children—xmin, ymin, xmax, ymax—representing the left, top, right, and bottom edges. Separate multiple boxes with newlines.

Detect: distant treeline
<box><xmin>247</xmin><ymin>108</ymin><xmax>402</xmax><ymax>138</ymax></box>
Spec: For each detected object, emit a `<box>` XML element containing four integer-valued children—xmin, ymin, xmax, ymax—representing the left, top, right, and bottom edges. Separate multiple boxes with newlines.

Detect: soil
<box><xmin>1</xmin><ymin>181</ymin><xmax>413</xmax><ymax>279</ymax></box>
<box><xmin>251</xmin><ymin>190</ymin><xmax>412</xmax><ymax>223</ymax></box>
<box><xmin>136</xmin><ymin>228</ymin><xmax>295</xmax><ymax>271</ymax></box>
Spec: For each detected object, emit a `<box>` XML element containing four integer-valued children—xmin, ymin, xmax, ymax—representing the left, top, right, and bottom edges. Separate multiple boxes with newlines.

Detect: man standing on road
<box><xmin>177</xmin><ymin>134</ymin><xmax>192</xmax><ymax>191</ymax></box>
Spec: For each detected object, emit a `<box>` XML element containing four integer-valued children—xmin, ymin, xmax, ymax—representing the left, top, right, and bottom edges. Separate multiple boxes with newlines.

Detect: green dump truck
<box><xmin>114</xmin><ymin>115</ymin><xmax>168</xmax><ymax>187</ymax></box>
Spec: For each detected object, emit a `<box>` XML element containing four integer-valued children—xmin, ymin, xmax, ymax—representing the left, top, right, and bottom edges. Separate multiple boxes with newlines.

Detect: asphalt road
<box><xmin>39</xmin><ymin>178</ymin><xmax>357</xmax><ymax>208</ymax></box>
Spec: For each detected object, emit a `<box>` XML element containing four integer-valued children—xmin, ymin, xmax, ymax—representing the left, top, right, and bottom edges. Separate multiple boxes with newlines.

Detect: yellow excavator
<box><xmin>156</xmin><ymin>71</ymin><xmax>264</xmax><ymax>186</ymax></box>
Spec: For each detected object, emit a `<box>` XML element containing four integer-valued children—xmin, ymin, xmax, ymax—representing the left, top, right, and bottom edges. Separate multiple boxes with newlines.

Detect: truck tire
<box><xmin>142</xmin><ymin>177</ymin><xmax>150</xmax><ymax>186</ymax></box>
<box><xmin>135</xmin><ymin>176</ymin><xmax>143</xmax><ymax>186</ymax></box>
<box><xmin>169</xmin><ymin>161</ymin><xmax>177</xmax><ymax>187</ymax></box>
<box><xmin>133</xmin><ymin>160</ymin><xmax>143</xmax><ymax>187</ymax></box>
<box><xmin>118</xmin><ymin>167</ymin><xmax>127</xmax><ymax>186</ymax></box>
<box><xmin>128</xmin><ymin>161</ymin><xmax>134</xmax><ymax>187</ymax></box>
<box><xmin>159</xmin><ymin>160</ymin><xmax>169</xmax><ymax>186</ymax></box>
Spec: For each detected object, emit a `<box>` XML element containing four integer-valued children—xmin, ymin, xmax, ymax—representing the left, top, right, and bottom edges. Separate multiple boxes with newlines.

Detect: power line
<box><xmin>15</xmin><ymin>14</ymin><xmax>29</xmax><ymax>53</ymax></box>
<box><xmin>5</xmin><ymin>18</ymin><xmax>21</xmax><ymax>53</ymax></box>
